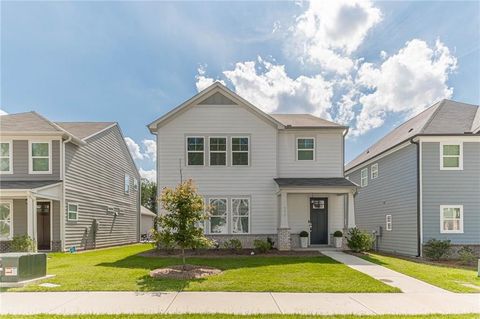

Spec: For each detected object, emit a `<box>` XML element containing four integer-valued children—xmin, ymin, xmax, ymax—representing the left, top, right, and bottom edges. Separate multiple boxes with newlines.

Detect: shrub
<box><xmin>11</xmin><ymin>235</ymin><xmax>35</xmax><ymax>252</ymax></box>
<box><xmin>223</xmin><ymin>239</ymin><xmax>242</xmax><ymax>252</ymax></box>
<box><xmin>299</xmin><ymin>231</ymin><xmax>309</xmax><ymax>238</ymax></box>
<box><xmin>267</xmin><ymin>237</ymin><xmax>275</xmax><ymax>248</ymax></box>
<box><xmin>423</xmin><ymin>239</ymin><xmax>451</xmax><ymax>260</ymax></box>
<box><xmin>253</xmin><ymin>239</ymin><xmax>272</xmax><ymax>253</ymax></box>
<box><xmin>333</xmin><ymin>230</ymin><xmax>343</xmax><ymax>238</ymax></box>
<box><xmin>346</xmin><ymin>227</ymin><xmax>373</xmax><ymax>253</ymax></box>
<box><xmin>458</xmin><ymin>246</ymin><xmax>476</xmax><ymax>265</ymax></box>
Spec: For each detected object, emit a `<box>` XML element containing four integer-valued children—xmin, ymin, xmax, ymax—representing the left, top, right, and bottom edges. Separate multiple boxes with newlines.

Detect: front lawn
<box><xmin>11</xmin><ymin>244</ymin><xmax>398</xmax><ymax>293</ymax></box>
<box><xmin>362</xmin><ymin>253</ymin><xmax>480</xmax><ymax>293</ymax></box>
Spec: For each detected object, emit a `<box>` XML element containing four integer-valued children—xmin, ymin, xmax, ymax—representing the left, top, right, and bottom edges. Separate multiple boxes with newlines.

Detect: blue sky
<box><xmin>2</xmin><ymin>1</ymin><xmax>479</xmax><ymax>181</ymax></box>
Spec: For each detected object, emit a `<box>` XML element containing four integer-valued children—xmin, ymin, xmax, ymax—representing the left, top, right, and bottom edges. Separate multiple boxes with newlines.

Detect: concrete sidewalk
<box><xmin>1</xmin><ymin>291</ymin><xmax>479</xmax><ymax>315</ymax></box>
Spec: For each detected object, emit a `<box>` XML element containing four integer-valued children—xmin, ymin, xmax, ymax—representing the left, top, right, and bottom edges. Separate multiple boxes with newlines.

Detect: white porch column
<box><xmin>280</xmin><ymin>191</ymin><xmax>289</xmax><ymax>228</ymax></box>
<box><xmin>347</xmin><ymin>191</ymin><xmax>355</xmax><ymax>228</ymax></box>
<box><xmin>278</xmin><ymin>191</ymin><xmax>291</xmax><ymax>251</ymax></box>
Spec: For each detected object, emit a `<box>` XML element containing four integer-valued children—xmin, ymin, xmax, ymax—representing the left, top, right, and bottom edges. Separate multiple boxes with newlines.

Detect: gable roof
<box><xmin>141</xmin><ymin>206</ymin><xmax>157</xmax><ymax>217</ymax></box>
<box><xmin>346</xmin><ymin>99</ymin><xmax>479</xmax><ymax>172</ymax></box>
<box><xmin>55</xmin><ymin>122</ymin><xmax>116</xmax><ymax>140</ymax></box>
<box><xmin>270</xmin><ymin>114</ymin><xmax>346</xmax><ymax>129</ymax></box>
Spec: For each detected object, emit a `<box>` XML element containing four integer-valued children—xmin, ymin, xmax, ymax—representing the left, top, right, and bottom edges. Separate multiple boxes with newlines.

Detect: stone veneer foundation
<box><xmin>206</xmin><ymin>234</ymin><xmax>278</xmax><ymax>249</ymax></box>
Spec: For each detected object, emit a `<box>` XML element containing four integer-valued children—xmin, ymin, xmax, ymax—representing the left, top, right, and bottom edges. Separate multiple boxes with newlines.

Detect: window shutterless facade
<box><xmin>440</xmin><ymin>205</ymin><xmax>463</xmax><ymax>233</ymax></box>
<box><xmin>440</xmin><ymin>142</ymin><xmax>463</xmax><ymax>170</ymax></box>
<box><xmin>0</xmin><ymin>200</ymin><xmax>13</xmax><ymax>240</ymax></box>
<box><xmin>360</xmin><ymin>168</ymin><xmax>368</xmax><ymax>187</ymax></box>
<box><xmin>29</xmin><ymin>141</ymin><xmax>51</xmax><ymax>174</ymax></box>
<box><xmin>209</xmin><ymin>198</ymin><xmax>228</xmax><ymax>234</ymax></box>
<box><xmin>232</xmin><ymin>198</ymin><xmax>250</xmax><ymax>234</ymax></box>
<box><xmin>231</xmin><ymin>137</ymin><xmax>249</xmax><ymax>166</ymax></box>
<box><xmin>187</xmin><ymin>136</ymin><xmax>205</xmax><ymax>166</ymax></box>
<box><xmin>209</xmin><ymin>137</ymin><xmax>227</xmax><ymax>166</ymax></box>
<box><xmin>385</xmin><ymin>214</ymin><xmax>392</xmax><ymax>231</ymax></box>
<box><xmin>67</xmin><ymin>203</ymin><xmax>79</xmax><ymax>221</ymax></box>
<box><xmin>0</xmin><ymin>141</ymin><xmax>12</xmax><ymax>174</ymax></box>
<box><xmin>371</xmin><ymin>163</ymin><xmax>379</xmax><ymax>179</ymax></box>
<box><xmin>296</xmin><ymin>137</ymin><xmax>315</xmax><ymax>161</ymax></box>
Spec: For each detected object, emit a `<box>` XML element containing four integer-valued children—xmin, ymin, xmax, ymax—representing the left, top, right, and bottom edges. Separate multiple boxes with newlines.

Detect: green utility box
<box><xmin>0</xmin><ymin>253</ymin><xmax>47</xmax><ymax>283</ymax></box>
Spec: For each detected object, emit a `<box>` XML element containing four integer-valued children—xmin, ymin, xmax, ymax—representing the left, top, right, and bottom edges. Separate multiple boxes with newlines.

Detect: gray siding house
<box><xmin>346</xmin><ymin>100</ymin><xmax>480</xmax><ymax>256</ymax></box>
<box><xmin>148</xmin><ymin>83</ymin><xmax>356</xmax><ymax>250</ymax></box>
<box><xmin>0</xmin><ymin>111</ymin><xmax>140</xmax><ymax>252</ymax></box>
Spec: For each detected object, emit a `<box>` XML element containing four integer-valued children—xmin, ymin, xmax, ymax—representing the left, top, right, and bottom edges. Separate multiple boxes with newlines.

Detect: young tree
<box><xmin>141</xmin><ymin>179</ymin><xmax>157</xmax><ymax>213</ymax></box>
<box><xmin>157</xmin><ymin>179</ymin><xmax>211</xmax><ymax>269</ymax></box>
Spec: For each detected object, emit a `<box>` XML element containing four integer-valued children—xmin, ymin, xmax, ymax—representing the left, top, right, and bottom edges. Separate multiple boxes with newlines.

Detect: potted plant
<box><xmin>299</xmin><ymin>231</ymin><xmax>309</xmax><ymax>248</ymax></box>
<box><xmin>333</xmin><ymin>230</ymin><xmax>343</xmax><ymax>248</ymax></box>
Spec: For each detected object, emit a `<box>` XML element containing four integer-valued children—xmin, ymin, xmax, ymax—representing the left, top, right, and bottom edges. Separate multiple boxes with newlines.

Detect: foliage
<box><xmin>423</xmin><ymin>239</ymin><xmax>451</xmax><ymax>261</ymax></box>
<box><xmin>253</xmin><ymin>239</ymin><xmax>272</xmax><ymax>253</ymax></box>
<box><xmin>299</xmin><ymin>231</ymin><xmax>309</xmax><ymax>238</ymax></box>
<box><xmin>222</xmin><ymin>239</ymin><xmax>242</xmax><ymax>252</ymax></box>
<box><xmin>458</xmin><ymin>246</ymin><xmax>476</xmax><ymax>265</ymax></box>
<box><xmin>267</xmin><ymin>237</ymin><xmax>275</xmax><ymax>248</ymax></box>
<box><xmin>333</xmin><ymin>230</ymin><xmax>343</xmax><ymax>238</ymax></box>
<box><xmin>11</xmin><ymin>235</ymin><xmax>35</xmax><ymax>252</ymax></box>
<box><xmin>156</xmin><ymin>179</ymin><xmax>212</xmax><ymax>268</ymax></box>
<box><xmin>141</xmin><ymin>179</ymin><xmax>157</xmax><ymax>213</ymax></box>
<box><xmin>346</xmin><ymin>228</ymin><xmax>373</xmax><ymax>253</ymax></box>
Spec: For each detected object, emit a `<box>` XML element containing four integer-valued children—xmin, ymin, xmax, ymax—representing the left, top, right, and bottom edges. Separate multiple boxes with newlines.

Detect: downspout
<box><xmin>410</xmin><ymin>137</ymin><xmax>421</xmax><ymax>257</ymax></box>
<box><xmin>61</xmin><ymin>136</ymin><xmax>72</xmax><ymax>251</ymax></box>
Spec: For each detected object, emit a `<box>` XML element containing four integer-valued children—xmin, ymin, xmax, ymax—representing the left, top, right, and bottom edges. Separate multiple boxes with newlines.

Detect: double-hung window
<box><xmin>232</xmin><ymin>198</ymin><xmax>250</xmax><ymax>234</ymax></box>
<box><xmin>371</xmin><ymin>163</ymin><xmax>379</xmax><ymax>179</ymax></box>
<box><xmin>30</xmin><ymin>141</ymin><xmax>51</xmax><ymax>173</ymax></box>
<box><xmin>209</xmin><ymin>137</ymin><xmax>227</xmax><ymax>166</ymax></box>
<box><xmin>231</xmin><ymin>137</ymin><xmax>249</xmax><ymax>166</ymax></box>
<box><xmin>0</xmin><ymin>200</ymin><xmax>13</xmax><ymax>240</ymax></box>
<box><xmin>187</xmin><ymin>137</ymin><xmax>205</xmax><ymax>166</ymax></box>
<box><xmin>67</xmin><ymin>203</ymin><xmax>79</xmax><ymax>221</ymax></box>
<box><xmin>124</xmin><ymin>174</ymin><xmax>130</xmax><ymax>194</ymax></box>
<box><xmin>440</xmin><ymin>205</ymin><xmax>463</xmax><ymax>233</ymax></box>
<box><xmin>0</xmin><ymin>141</ymin><xmax>12</xmax><ymax>174</ymax></box>
<box><xmin>133</xmin><ymin>178</ymin><xmax>138</xmax><ymax>191</ymax></box>
<box><xmin>297</xmin><ymin>138</ymin><xmax>315</xmax><ymax>160</ymax></box>
<box><xmin>209</xmin><ymin>198</ymin><xmax>227</xmax><ymax>234</ymax></box>
<box><xmin>440</xmin><ymin>142</ymin><xmax>462</xmax><ymax>170</ymax></box>
<box><xmin>360</xmin><ymin>168</ymin><xmax>368</xmax><ymax>187</ymax></box>
<box><xmin>385</xmin><ymin>214</ymin><xmax>392</xmax><ymax>231</ymax></box>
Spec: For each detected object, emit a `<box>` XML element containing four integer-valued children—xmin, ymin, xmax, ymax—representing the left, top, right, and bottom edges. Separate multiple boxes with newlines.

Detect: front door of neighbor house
<box><xmin>309</xmin><ymin>198</ymin><xmax>328</xmax><ymax>245</ymax></box>
<box><xmin>36</xmin><ymin>201</ymin><xmax>51</xmax><ymax>250</ymax></box>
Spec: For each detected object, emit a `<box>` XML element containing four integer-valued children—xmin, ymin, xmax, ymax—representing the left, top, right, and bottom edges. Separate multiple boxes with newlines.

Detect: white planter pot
<box><xmin>300</xmin><ymin>237</ymin><xmax>309</xmax><ymax>248</ymax></box>
<box><xmin>334</xmin><ymin>237</ymin><xmax>343</xmax><ymax>248</ymax></box>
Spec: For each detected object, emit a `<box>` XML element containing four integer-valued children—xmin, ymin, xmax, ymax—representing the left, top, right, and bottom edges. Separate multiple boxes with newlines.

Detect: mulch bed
<box><xmin>150</xmin><ymin>264</ymin><xmax>222</xmax><ymax>280</ymax></box>
<box><xmin>141</xmin><ymin>248</ymin><xmax>322</xmax><ymax>258</ymax></box>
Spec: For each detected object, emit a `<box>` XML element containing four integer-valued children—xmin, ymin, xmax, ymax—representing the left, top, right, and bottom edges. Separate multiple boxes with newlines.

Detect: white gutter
<box><xmin>60</xmin><ymin>136</ymin><xmax>72</xmax><ymax>251</ymax></box>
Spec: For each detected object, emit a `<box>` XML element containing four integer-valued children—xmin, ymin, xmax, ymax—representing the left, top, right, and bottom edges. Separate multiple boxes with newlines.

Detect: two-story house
<box><xmin>346</xmin><ymin>100</ymin><xmax>480</xmax><ymax>257</ymax></box>
<box><xmin>148</xmin><ymin>83</ymin><xmax>356</xmax><ymax>250</ymax></box>
<box><xmin>0</xmin><ymin>111</ymin><xmax>140</xmax><ymax>252</ymax></box>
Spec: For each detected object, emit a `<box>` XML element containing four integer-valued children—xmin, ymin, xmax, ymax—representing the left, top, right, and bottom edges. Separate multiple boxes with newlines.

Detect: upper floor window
<box><xmin>440</xmin><ymin>142</ymin><xmax>463</xmax><ymax>170</ymax></box>
<box><xmin>187</xmin><ymin>137</ymin><xmax>204</xmax><ymax>166</ymax></box>
<box><xmin>297</xmin><ymin>138</ymin><xmax>315</xmax><ymax>161</ymax></box>
<box><xmin>133</xmin><ymin>178</ymin><xmax>139</xmax><ymax>191</ymax></box>
<box><xmin>231</xmin><ymin>137</ymin><xmax>249</xmax><ymax>166</ymax></box>
<box><xmin>371</xmin><ymin>163</ymin><xmax>379</xmax><ymax>179</ymax></box>
<box><xmin>0</xmin><ymin>141</ymin><xmax>12</xmax><ymax>174</ymax></box>
<box><xmin>360</xmin><ymin>168</ymin><xmax>368</xmax><ymax>187</ymax></box>
<box><xmin>440</xmin><ymin>205</ymin><xmax>463</xmax><ymax>233</ymax></box>
<box><xmin>209</xmin><ymin>137</ymin><xmax>227</xmax><ymax>166</ymax></box>
<box><xmin>124</xmin><ymin>174</ymin><xmax>130</xmax><ymax>194</ymax></box>
<box><xmin>29</xmin><ymin>141</ymin><xmax>51</xmax><ymax>174</ymax></box>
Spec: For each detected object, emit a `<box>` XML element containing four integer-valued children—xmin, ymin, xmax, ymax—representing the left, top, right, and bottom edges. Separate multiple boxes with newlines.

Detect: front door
<box><xmin>36</xmin><ymin>201</ymin><xmax>51</xmax><ymax>250</ymax></box>
<box><xmin>309</xmin><ymin>198</ymin><xmax>328</xmax><ymax>245</ymax></box>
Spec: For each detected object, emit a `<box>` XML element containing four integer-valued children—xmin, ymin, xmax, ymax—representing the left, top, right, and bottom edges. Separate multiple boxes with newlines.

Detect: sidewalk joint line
<box><xmin>46</xmin><ymin>292</ymin><xmax>85</xmax><ymax>314</ymax></box>
<box><xmin>348</xmin><ymin>295</ymin><xmax>378</xmax><ymax>315</ymax></box>
<box><xmin>163</xmin><ymin>291</ymin><xmax>180</xmax><ymax>313</ymax></box>
<box><xmin>269</xmin><ymin>292</ymin><xmax>283</xmax><ymax>314</ymax></box>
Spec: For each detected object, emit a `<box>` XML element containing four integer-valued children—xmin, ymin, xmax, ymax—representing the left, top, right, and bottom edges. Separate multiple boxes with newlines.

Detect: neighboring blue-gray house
<box><xmin>345</xmin><ymin>100</ymin><xmax>480</xmax><ymax>257</ymax></box>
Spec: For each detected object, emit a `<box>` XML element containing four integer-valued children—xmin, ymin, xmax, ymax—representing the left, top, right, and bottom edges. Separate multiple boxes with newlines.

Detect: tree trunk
<box><xmin>182</xmin><ymin>247</ymin><xmax>186</xmax><ymax>271</ymax></box>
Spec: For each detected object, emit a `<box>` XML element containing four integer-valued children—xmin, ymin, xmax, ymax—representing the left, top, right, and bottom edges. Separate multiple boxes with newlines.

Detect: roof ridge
<box><xmin>419</xmin><ymin>99</ymin><xmax>446</xmax><ymax>134</ymax></box>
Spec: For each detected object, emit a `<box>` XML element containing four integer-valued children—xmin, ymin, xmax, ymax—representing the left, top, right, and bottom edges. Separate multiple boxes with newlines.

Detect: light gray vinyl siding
<box><xmin>64</xmin><ymin>126</ymin><xmax>140</xmax><ymax>250</ymax></box>
<box><xmin>2</xmin><ymin>140</ymin><xmax>60</xmax><ymax>181</ymax></box>
<box><xmin>347</xmin><ymin>144</ymin><xmax>418</xmax><ymax>256</ymax></box>
<box><xmin>13</xmin><ymin>199</ymin><xmax>27</xmax><ymax>236</ymax></box>
<box><xmin>422</xmin><ymin>141</ymin><xmax>480</xmax><ymax>244</ymax></box>
<box><xmin>52</xmin><ymin>200</ymin><xmax>61</xmax><ymax>241</ymax></box>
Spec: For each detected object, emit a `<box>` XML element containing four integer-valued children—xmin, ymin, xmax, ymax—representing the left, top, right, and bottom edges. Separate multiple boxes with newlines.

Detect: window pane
<box><xmin>443</xmin><ymin>220</ymin><xmax>460</xmax><ymax>231</ymax></box>
<box><xmin>232</xmin><ymin>138</ymin><xmax>248</xmax><ymax>151</ymax></box>
<box><xmin>0</xmin><ymin>143</ymin><xmax>9</xmax><ymax>157</ymax></box>
<box><xmin>0</xmin><ymin>158</ymin><xmax>9</xmax><ymax>171</ymax></box>
<box><xmin>298</xmin><ymin>150</ymin><xmax>314</xmax><ymax>160</ymax></box>
<box><xmin>0</xmin><ymin>203</ymin><xmax>11</xmax><ymax>220</ymax></box>
<box><xmin>298</xmin><ymin>138</ymin><xmax>314</xmax><ymax>149</ymax></box>
<box><xmin>210</xmin><ymin>217</ymin><xmax>227</xmax><ymax>233</ymax></box>
<box><xmin>33</xmin><ymin>158</ymin><xmax>49</xmax><ymax>171</ymax></box>
<box><xmin>32</xmin><ymin>143</ymin><xmax>49</xmax><ymax>156</ymax></box>
<box><xmin>187</xmin><ymin>138</ymin><xmax>204</xmax><ymax>151</ymax></box>
<box><xmin>68</xmin><ymin>212</ymin><xmax>77</xmax><ymax>220</ymax></box>
<box><xmin>0</xmin><ymin>221</ymin><xmax>10</xmax><ymax>238</ymax></box>
<box><xmin>233</xmin><ymin>199</ymin><xmax>249</xmax><ymax>216</ymax></box>
<box><xmin>443</xmin><ymin>145</ymin><xmax>460</xmax><ymax>156</ymax></box>
<box><xmin>232</xmin><ymin>217</ymin><xmax>249</xmax><ymax>233</ymax></box>
<box><xmin>232</xmin><ymin>152</ymin><xmax>248</xmax><ymax>165</ymax></box>
<box><xmin>210</xmin><ymin>153</ymin><xmax>226</xmax><ymax>166</ymax></box>
<box><xmin>210</xmin><ymin>138</ymin><xmax>226</xmax><ymax>151</ymax></box>
<box><xmin>68</xmin><ymin>204</ymin><xmax>78</xmax><ymax>213</ymax></box>
<box><xmin>210</xmin><ymin>199</ymin><xmax>227</xmax><ymax>216</ymax></box>
<box><xmin>443</xmin><ymin>157</ymin><xmax>459</xmax><ymax>168</ymax></box>
<box><xmin>188</xmin><ymin>152</ymin><xmax>204</xmax><ymax>165</ymax></box>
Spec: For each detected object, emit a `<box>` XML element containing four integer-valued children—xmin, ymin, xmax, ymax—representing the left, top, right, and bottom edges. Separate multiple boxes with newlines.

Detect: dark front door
<box><xmin>309</xmin><ymin>198</ymin><xmax>328</xmax><ymax>245</ymax></box>
<box><xmin>36</xmin><ymin>202</ymin><xmax>51</xmax><ymax>250</ymax></box>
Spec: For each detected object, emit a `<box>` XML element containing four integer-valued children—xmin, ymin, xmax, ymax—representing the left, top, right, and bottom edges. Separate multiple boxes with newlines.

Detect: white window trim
<box><xmin>440</xmin><ymin>142</ymin><xmax>463</xmax><ymax>170</ymax></box>
<box><xmin>133</xmin><ymin>178</ymin><xmax>138</xmax><ymax>191</ymax></box>
<box><xmin>385</xmin><ymin>214</ymin><xmax>392</xmax><ymax>231</ymax></box>
<box><xmin>0</xmin><ymin>200</ymin><xmax>14</xmax><ymax>240</ymax></box>
<box><xmin>440</xmin><ymin>205</ymin><xmax>463</xmax><ymax>234</ymax></box>
<box><xmin>231</xmin><ymin>197</ymin><xmax>250</xmax><ymax>234</ymax></box>
<box><xmin>124</xmin><ymin>174</ymin><xmax>130</xmax><ymax>194</ymax></box>
<box><xmin>209</xmin><ymin>136</ymin><xmax>227</xmax><ymax>166</ymax></box>
<box><xmin>28</xmin><ymin>140</ymin><xmax>52</xmax><ymax>174</ymax></box>
<box><xmin>360</xmin><ymin>168</ymin><xmax>368</xmax><ymax>187</ymax></box>
<box><xmin>186</xmin><ymin>136</ymin><xmax>205</xmax><ymax>166</ymax></box>
<box><xmin>0</xmin><ymin>140</ymin><xmax>13</xmax><ymax>174</ymax></box>
<box><xmin>231</xmin><ymin>136</ymin><xmax>249</xmax><ymax>166</ymax></box>
<box><xmin>208</xmin><ymin>198</ymin><xmax>228</xmax><ymax>234</ymax></box>
<box><xmin>296</xmin><ymin>137</ymin><xmax>315</xmax><ymax>161</ymax></box>
<box><xmin>371</xmin><ymin>163</ymin><xmax>379</xmax><ymax>179</ymax></box>
<box><xmin>67</xmin><ymin>202</ymin><xmax>79</xmax><ymax>222</ymax></box>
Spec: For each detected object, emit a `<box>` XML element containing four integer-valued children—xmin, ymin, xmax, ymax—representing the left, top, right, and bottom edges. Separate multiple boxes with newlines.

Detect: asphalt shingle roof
<box><xmin>56</xmin><ymin>122</ymin><xmax>115</xmax><ymax>140</ymax></box>
<box><xmin>0</xmin><ymin>180</ymin><xmax>62</xmax><ymax>190</ymax></box>
<box><xmin>269</xmin><ymin>114</ymin><xmax>345</xmax><ymax>128</ymax></box>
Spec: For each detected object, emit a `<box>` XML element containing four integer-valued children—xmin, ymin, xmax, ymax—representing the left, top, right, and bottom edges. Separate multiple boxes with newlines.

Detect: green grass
<box><xmin>10</xmin><ymin>244</ymin><xmax>398</xmax><ymax>293</ymax></box>
<box><xmin>362</xmin><ymin>253</ymin><xmax>480</xmax><ymax>293</ymax></box>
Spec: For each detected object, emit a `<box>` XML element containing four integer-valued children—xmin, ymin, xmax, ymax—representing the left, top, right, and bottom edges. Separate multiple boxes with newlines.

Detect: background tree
<box><xmin>156</xmin><ymin>179</ymin><xmax>211</xmax><ymax>268</ymax></box>
<box><xmin>141</xmin><ymin>179</ymin><xmax>157</xmax><ymax>213</ymax></box>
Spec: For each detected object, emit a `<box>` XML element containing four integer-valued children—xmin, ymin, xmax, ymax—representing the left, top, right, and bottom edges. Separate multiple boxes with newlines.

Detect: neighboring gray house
<box><xmin>148</xmin><ymin>82</ymin><xmax>356</xmax><ymax>250</ymax></box>
<box><xmin>345</xmin><ymin>100</ymin><xmax>480</xmax><ymax>257</ymax></box>
<box><xmin>140</xmin><ymin>206</ymin><xmax>156</xmax><ymax>238</ymax></box>
<box><xmin>0</xmin><ymin>111</ymin><xmax>140</xmax><ymax>252</ymax></box>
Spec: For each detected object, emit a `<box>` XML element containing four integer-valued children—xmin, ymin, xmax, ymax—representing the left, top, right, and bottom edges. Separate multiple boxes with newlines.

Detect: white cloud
<box><xmin>125</xmin><ymin>137</ymin><xmax>144</xmax><ymax>160</ymax></box>
<box><xmin>195</xmin><ymin>65</ymin><xmax>225</xmax><ymax>92</ymax></box>
<box><xmin>139</xmin><ymin>168</ymin><xmax>156</xmax><ymax>182</ymax></box>
<box><xmin>142</xmin><ymin>139</ymin><xmax>156</xmax><ymax>160</ymax></box>
<box><xmin>352</xmin><ymin>39</ymin><xmax>457</xmax><ymax>135</ymax></box>
<box><xmin>0</xmin><ymin>109</ymin><xmax>8</xmax><ymax>116</ymax></box>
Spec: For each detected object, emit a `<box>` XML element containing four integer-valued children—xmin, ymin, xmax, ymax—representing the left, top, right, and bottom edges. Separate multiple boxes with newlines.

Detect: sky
<box><xmin>2</xmin><ymin>1</ymin><xmax>479</xmax><ymax>181</ymax></box>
